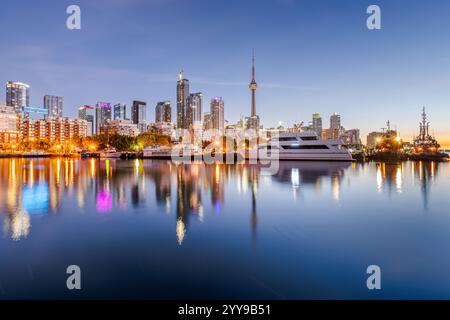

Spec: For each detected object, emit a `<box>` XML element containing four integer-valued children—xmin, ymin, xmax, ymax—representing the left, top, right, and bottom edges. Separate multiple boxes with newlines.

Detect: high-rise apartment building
<box><xmin>330</xmin><ymin>112</ymin><xmax>341</xmax><ymax>140</ymax></box>
<box><xmin>187</xmin><ymin>93</ymin><xmax>203</xmax><ymax>129</ymax></box>
<box><xmin>312</xmin><ymin>113</ymin><xmax>323</xmax><ymax>137</ymax></box>
<box><xmin>114</xmin><ymin>103</ymin><xmax>127</xmax><ymax>120</ymax></box>
<box><xmin>203</xmin><ymin>112</ymin><xmax>212</xmax><ymax>131</ymax></box>
<box><xmin>86</xmin><ymin>115</ymin><xmax>94</xmax><ymax>136</ymax></box>
<box><xmin>44</xmin><ymin>95</ymin><xmax>64</xmax><ymax>118</ymax></box>
<box><xmin>132</xmin><ymin>100</ymin><xmax>147</xmax><ymax>133</ymax></box>
<box><xmin>210</xmin><ymin>97</ymin><xmax>225</xmax><ymax>134</ymax></box>
<box><xmin>78</xmin><ymin>105</ymin><xmax>95</xmax><ymax>136</ymax></box>
<box><xmin>6</xmin><ymin>81</ymin><xmax>30</xmax><ymax>114</ymax></box>
<box><xmin>176</xmin><ymin>71</ymin><xmax>190</xmax><ymax>130</ymax></box>
<box><xmin>155</xmin><ymin>101</ymin><xmax>171</xmax><ymax>123</ymax></box>
<box><xmin>95</xmin><ymin>102</ymin><xmax>112</xmax><ymax>134</ymax></box>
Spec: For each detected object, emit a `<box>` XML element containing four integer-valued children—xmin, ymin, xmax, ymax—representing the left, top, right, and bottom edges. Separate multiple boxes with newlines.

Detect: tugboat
<box><xmin>368</xmin><ymin>121</ymin><xmax>407</xmax><ymax>161</ymax></box>
<box><xmin>410</xmin><ymin>107</ymin><xmax>449</xmax><ymax>162</ymax></box>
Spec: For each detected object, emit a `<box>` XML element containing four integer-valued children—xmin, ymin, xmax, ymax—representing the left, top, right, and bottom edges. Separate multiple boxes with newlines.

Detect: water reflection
<box><xmin>272</xmin><ymin>162</ymin><xmax>350</xmax><ymax>201</ymax></box>
<box><xmin>0</xmin><ymin>159</ymin><xmax>446</xmax><ymax>241</ymax></box>
<box><xmin>376</xmin><ymin>162</ymin><xmax>404</xmax><ymax>194</ymax></box>
<box><xmin>412</xmin><ymin>161</ymin><xmax>439</xmax><ymax>210</ymax></box>
<box><xmin>373</xmin><ymin>161</ymin><xmax>441</xmax><ymax>211</ymax></box>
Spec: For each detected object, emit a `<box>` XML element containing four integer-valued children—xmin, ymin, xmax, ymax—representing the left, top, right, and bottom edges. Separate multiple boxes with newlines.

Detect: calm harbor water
<box><xmin>0</xmin><ymin>158</ymin><xmax>449</xmax><ymax>299</ymax></box>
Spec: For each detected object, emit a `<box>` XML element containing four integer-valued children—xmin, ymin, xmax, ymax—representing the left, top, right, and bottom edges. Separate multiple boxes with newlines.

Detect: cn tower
<box><xmin>249</xmin><ymin>50</ymin><xmax>257</xmax><ymax>117</ymax></box>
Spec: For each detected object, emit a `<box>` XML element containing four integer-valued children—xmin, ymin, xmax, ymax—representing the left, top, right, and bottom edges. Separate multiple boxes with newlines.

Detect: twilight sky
<box><xmin>1</xmin><ymin>0</ymin><xmax>450</xmax><ymax>145</ymax></box>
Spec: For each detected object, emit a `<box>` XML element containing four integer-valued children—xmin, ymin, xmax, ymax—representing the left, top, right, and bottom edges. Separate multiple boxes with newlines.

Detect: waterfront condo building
<box><xmin>0</xmin><ymin>103</ymin><xmax>20</xmax><ymax>144</ymax></box>
<box><xmin>150</xmin><ymin>122</ymin><xmax>175</xmax><ymax>136</ymax></box>
<box><xmin>21</xmin><ymin>117</ymin><xmax>88</xmax><ymax>145</ymax></box>
<box><xmin>100</xmin><ymin>119</ymin><xmax>140</xmax><ymax>137</ymax></box>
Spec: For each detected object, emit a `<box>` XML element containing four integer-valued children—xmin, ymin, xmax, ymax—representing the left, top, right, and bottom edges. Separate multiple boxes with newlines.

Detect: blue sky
<box><xmin>1</xmin><ymin>0</ymin><xmax>450</xmax><ymax>144</ymax></box>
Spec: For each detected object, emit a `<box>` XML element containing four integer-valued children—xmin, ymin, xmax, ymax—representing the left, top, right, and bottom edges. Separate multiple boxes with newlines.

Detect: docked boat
<box><xmin>23</xmin><ymin>151</ymin><xmax>51</xmax><ymax>158</ymax></box>
<box><xmin>251</xmin><ymin>132</ymin><xmax>354</xmax><ymax>161</ymax></box>
<box><xmin>99</xmin><ymin>148</ymin><xmax>122</xmax><ymax>159</ymax></box>
<box><xmin>410</xmin><ymin>108</ymin><xmax>449</xmax><ymax>162</ymax></box>
<box><xmin>144</xmin><ymin>144</ymin><xmax>204</xmax><ymax>160</ymax></box>
<box><xmin>367</xmin><ymin>121</ymin><xmax>407</xmax><ymax>161</ymax></box>
<box><xmin>143</xmin><ymin>145</ymin><xmax>173</xmax><ymax>159</ymax></box>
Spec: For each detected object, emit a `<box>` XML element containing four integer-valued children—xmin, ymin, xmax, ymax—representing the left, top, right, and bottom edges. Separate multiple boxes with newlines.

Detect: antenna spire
<box><xmin>252</xmin><ymin>49</ymin><xmax>255</xmax><ymax>81</ymax></box>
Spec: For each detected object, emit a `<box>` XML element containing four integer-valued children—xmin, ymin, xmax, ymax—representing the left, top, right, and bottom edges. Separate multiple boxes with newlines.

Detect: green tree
<box><xmin>108</xmin><ymin>134</ymin><xmax>136</xmax><ymax>151</ymax></box>
<box><xmin>137</xmin><ymin>132</ymin><xmax>171</xmax><ymax>148</ymax></box>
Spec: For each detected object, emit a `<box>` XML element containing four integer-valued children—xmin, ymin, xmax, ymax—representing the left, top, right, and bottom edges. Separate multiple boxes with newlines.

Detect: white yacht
<box><xmin>143</xmin><ymin>145</ymin><xmax>172</xmax><ymax>159</ymax></box>
<box><xmin>252</xmin><ymin>132</ymin><xmax>354</xmax><ymax>162</ymax></box>
<box><xmin>143</xmin><ymin>144</ymin><xmax>203</xmax><ymax>159</ymax></box>
<box><xmin>99</xmin><ymin>148</ymin><xmax>122</xmax><ymax>159</ymax></box>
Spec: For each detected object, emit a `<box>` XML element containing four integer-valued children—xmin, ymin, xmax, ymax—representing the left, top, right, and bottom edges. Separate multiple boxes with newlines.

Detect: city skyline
<box><xmin>2</xmin><ymin>1</ymin><xmax>450</xmax><ymax>304</ymax></box>
<box><xmin>1</xmin><ymin>0</ymin><xmax>450</xmax><ymax>146</ymax></box>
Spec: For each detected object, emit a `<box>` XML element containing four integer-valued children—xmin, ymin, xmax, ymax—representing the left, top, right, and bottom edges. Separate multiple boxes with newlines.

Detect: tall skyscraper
<box><xmin>132</xmin><ymin>100</ymin><xmax>147</xmax><ymax>133</ymax></box>
<box><xmin>210</xmin><ymin>97</ymin><xmax>225</xmax><ymax>134</ymax></box>
<box><xmin>113</xmin><ymin>103</ymin><xmax>127</xmax><ymax>120</ymax></box>
<box><xmin>95</xmin><ymin>102</ymin><xmax>112</xmax><ymax>134</ymax></box>
<box><xmin>155</xmin><ymin>101</ymin><xmax>171</xmax><ymax>123</ymax></box>
<box><xmin>187</xmin><ymin>92</ymin><xmax>203</xmax><ymax>129</ymax></box>
<box><xmin>44</xmin><ymin>95</ymin><xmax>64</xmax><ymax>118</ymax></box>
<box><xmin>79</xmin><ymin>105</ymin><xmax>95</xmax><ymax>136</ymax></box>
<box><xmin>312</xmin><ymin>113</ymin><xmax>323</xmax><ymax>137</ymax></box>
<box><xmin>176</xmin><ymin>70</ymin><xmax>190</xmax><ymax>130</ymax></box>
<box><xmin>330</xmin><ymin>112</ymin><xmax>341</xmax><ymax>140</ymax></box>
<box><xmin>247</xmin><ymin>51</ymin><xmax>260</xmax><ymax>131</ymax></box>
<box><xmin>86</xmin><ymin>115</ymin><xmax>94</xmax><ymax>136</ymax></box>
<box><xmin>6</xmin><ymin>81</ymin><xmax>30</xmax><ymax>114</ymax></box>
<box><xmin>203</xmin><ymin>112</ymin><xmax>212</xmax><ymax>131</ymax></box>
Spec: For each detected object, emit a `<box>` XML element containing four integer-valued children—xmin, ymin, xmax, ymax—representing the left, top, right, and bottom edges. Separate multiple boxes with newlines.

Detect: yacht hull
<box><xmin>100</xmin><ymin>154</ymin><xmax>122</xmax><ymax>159</ymax></box>
<box><xmin>249</xmin><ymin>154</ymin><xmax>354</xmax><ymax>161</ymax></box>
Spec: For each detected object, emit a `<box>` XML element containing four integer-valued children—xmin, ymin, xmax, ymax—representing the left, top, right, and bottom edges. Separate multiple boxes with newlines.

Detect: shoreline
<box><xmin>0</xmin><ymin>153</ymin><xmax>448</xmax><ymax>163</ymax></box>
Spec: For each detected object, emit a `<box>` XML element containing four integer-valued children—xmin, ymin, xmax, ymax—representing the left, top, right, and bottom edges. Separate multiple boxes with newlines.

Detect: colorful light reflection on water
<box><xmin>0</xmin><ymin>158</ymin><xmax>449</xmax><ymax>299</ymax></box>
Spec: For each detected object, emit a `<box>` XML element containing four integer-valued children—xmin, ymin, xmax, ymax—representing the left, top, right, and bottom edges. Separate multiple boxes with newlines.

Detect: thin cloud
<box><xmin>191</xmin><ymin>79</ymin><xmax>320</xmax><ymax>91</ymax></box>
